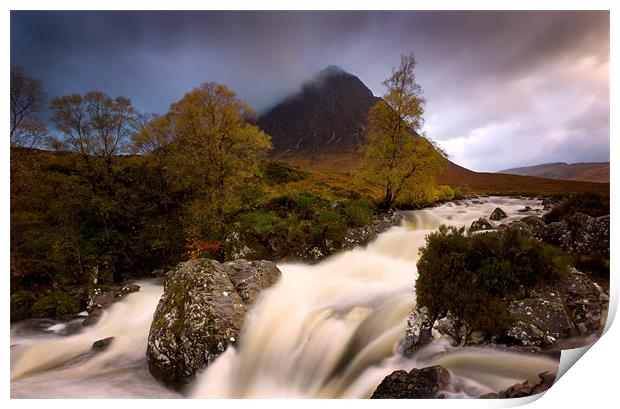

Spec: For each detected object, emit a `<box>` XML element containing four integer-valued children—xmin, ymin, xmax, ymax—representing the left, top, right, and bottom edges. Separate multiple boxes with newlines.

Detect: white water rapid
<box><xmin>11</xmin><ymin>196</ymin><xmax>560</xmax><ymax>398</ymax></box>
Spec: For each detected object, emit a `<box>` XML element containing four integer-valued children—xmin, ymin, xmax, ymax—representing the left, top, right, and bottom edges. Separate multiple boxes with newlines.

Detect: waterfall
<box><xmin>11</xmin><ymin>196</ymin><xmax>557</xmax><ymax>398</ymax></box>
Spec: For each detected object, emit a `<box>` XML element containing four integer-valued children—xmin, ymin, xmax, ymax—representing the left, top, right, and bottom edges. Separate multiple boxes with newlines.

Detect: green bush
<box><xmin>416</xmin><ymin>226</ymin><xmax>570</xmax><ymax>336</ymax></box>
<box><xmin>262</xmin><ymin>160</ymin><xmax>309</xmax><ymax>185</ymax></box>
<box><xmin>30</xmin><ymin>289</ymin><xmax>81</xmax><ymax>320</ymax></box>
<box><xmin>343</xmin><ymin>200</ymin><xmax>374</xmax><ymax>227</ymax></box>
<box><xmin>239</xmin><ymin>211</ymin><xmax>284</xmax><ymax>235</ymax></box>
<box><xmin>434</xmin><ymin>185</ymin><xmax>455</xmax><ymax>202</ymax></box>
<box><xmin>231</xmin><ymin>192</ymin><xmax>378</xmax><ymax>261</ymax></box>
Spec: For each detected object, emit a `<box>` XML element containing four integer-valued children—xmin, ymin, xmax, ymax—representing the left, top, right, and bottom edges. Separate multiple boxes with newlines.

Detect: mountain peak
<box><xmin>257</xmin><ymin>68</ymin><xmax>381</xmax><ymax>158</ymax></box>
<box><xmin>315</xmin><ymin>65</ymin><xmax>348</xmax><ymax>79</ymax></box>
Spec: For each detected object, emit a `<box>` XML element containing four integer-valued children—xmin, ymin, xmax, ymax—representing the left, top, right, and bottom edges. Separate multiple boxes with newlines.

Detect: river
<box><xmin>10</xmin><ymin>196</ymin><xmax>559</xmax><ymax>398</ymax></box>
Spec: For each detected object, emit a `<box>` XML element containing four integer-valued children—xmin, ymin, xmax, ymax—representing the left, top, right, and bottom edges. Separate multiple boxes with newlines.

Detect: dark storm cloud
<box><xmin>10</xmin><ymin>10</ymin><xmax>609</xmax><ymax>171</ymax></box>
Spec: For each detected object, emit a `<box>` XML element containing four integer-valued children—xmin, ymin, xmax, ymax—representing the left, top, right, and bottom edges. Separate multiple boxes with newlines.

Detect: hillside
<box><xmin>258</xmin><ymin>66</ymin><xmax>381</xmax><ymax>158</ymax></box>
<box><xmin>498</xmin><ymin>162</ymin><xmax>609</xmax><ymax>183</ymax></box>
<box><xmin>284</xmin><ymin>153</ymin><xmax>609</xmax><ymax>195</ymax></box>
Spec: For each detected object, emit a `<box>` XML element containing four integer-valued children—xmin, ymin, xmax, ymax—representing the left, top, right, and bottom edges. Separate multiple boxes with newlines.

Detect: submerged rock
<box><xmin>146</xmin><ymin>258</ymin><xmax>281</xmax><ymax>391</ymax></box>
<box><xmin>92</xmin><ymin>337</ymin><xmax>114</xmax><ymax>352</ymax></box>
<box><xmin>371</xmin><ymin>366</ymin><xmax>450</xmax><ymax>399</ymax></box>
<box><xmin>82</xmin><ymin>308</ymin><xmax>104</xmax><ymax>327</ymax></box>
<box><xmin>489</xmin><ymin>207</ymin><xmax>507</xmax><ymax>221</ymax></box>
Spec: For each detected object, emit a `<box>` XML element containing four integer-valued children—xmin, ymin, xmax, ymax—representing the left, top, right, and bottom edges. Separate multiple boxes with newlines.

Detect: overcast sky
<box><xmin>11</xmin><ymin>11</ymin><xmax>609</xmax><ymax>172</ymax></box>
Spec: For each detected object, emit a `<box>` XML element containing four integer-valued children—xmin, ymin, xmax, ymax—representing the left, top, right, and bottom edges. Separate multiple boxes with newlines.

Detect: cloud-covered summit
<box><xmin>11</xmin><ymin>11</ymin><xmax>609</xmax><ymax>171</ymax></box>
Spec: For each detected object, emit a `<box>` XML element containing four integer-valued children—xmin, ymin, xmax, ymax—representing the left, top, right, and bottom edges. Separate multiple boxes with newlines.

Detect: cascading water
<box><xmin>11</xmin><ymin>196</ymin><xmax>559</xmax><ymax>398</ymax></box>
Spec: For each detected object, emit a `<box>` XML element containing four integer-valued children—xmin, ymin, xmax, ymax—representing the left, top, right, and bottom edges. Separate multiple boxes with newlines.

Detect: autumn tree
<box><xmin>165</xmin><ymin>82</ymin><xmax>272</xmax><ymax>242</ymax></box>
<box><xmin>50</xmin><ymin>91</ymin><xmax>136</xmax><ymax>158</ymax></box>
<box><xmin>47</xmin><ymin>91</ymin><xmax>139</xmax><ymax>283</ymax></box>
<box><xmin>131</xmin><ymin>113</ymin><xmax>174</xmax><ymax>155</ymax></box>
<box><xmin>360</xmin><ymin>53</ymin><xmax>445</xmax><ymax>210</ymax></box>
<box><xmin>49</xmin><ymin>91</ymin><xmax>138</xmax><ymax>183</ymax></box>
<box><xmin>10</xmin><ymin>68</ymin><xmax>48</xmax><ymax>148</ymax></box>
<box><xmin>131</xmin><ymin>113</ymin><xmax>176</xmax><ymax>210</ymax></box>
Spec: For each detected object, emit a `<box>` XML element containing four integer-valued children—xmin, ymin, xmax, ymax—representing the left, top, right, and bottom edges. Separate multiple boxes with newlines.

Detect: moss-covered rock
<box><xmin>146</xmin><ymin>258</ymin><xmax>280</xmax><ymax>391</ymax></box>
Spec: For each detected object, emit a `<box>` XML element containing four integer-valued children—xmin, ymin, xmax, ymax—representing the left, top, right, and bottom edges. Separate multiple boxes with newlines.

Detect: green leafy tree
<box><xmin>360</xmin><ymin>53</ymin><xmax>445</xmax><ymax>210</ymax></box>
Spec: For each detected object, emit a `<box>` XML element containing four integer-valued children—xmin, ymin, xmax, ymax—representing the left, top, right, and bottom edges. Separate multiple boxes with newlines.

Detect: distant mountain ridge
<box><xmin>498</xmin><ymin>162</ymin><xmax>609</xmax><ymax>183</ymax></box>
<box><xmin>258</xmin><ymin>66</ymin><xmax>609</xmax><ymax>192</ymax></box>
<box><xmin>257</xmin><ymin>65</ymin><xmax>381</xmax><ymax>158</ymax></box>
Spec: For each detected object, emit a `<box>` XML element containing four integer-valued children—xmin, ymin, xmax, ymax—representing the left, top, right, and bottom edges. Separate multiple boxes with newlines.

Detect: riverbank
<box><xmin>12</xmin><ymin>195</ymin><xmax>606</xmax><ymax>398</ymax></box>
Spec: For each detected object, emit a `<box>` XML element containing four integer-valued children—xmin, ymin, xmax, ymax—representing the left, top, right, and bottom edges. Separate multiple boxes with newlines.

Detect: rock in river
<box><xmin>489</xmin><ymin>207</ymin><xmax>507</xmax><ymax>221</ymax></box>
<box><xmin>371</xmin><ymin>366</ymin><xmax>451</xmax><ymax>399</ymax></box>
<box><xmin>146</xmin><ymin>258</ymin><xmax>281</xmax><ymax>391</ymax></box>
<box><xmin>469</xmin><ymin>218</ymin><xmax>495</xmax><ymax>233</ymax></box>
<box><xmin>480</xmin><ymin>372</ymin><xmax>556</xmax><ymax>398</ymax></box>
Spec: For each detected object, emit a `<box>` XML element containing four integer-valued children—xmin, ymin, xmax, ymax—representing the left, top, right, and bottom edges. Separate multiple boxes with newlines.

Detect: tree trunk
<box><xmin>384</xmin><ymin>185</ymin><xmax>393</xmax><ymax>211</ymax></box>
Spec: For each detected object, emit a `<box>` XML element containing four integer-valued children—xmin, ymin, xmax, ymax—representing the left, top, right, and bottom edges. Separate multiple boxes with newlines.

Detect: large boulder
<box><xmin>507</xmin><ymin>295</ymin><xmax>573</xmax><ymax>346</ymax></box>
<box><xmin>399</xmin><ymin>307</ymin><xmax>434</xmax><ymax>357</ymax></box>
<box><xmin>146</xmin><ymin>259</ymin><xmax>280</xmax><ymax>390</ymax></box>
<box><xmin>562</xmin><ymin>213</ymin><xmax>609</xmax><ymax>258</ymax></box>
<box><xmin>519</xmin><ymin>216</ymin><xmax>546</xmax><ymax>233</ymax></box>
<box><xmin>518</xmin><ymin>213</ymin><xmax>609</xmax><ymax>259</ymax></box>
<box><xmin>552</xmin><ymin>268</ymin><xmax>608</xmax><ymax>334</ymax></box>
<box><xmin>371</xmin><ymin>366</ymin><xmax>450</xmax><ymax>399</ymax></box>
<box><xmin>506</xmin><ymin>268</ymin><xmax>608</xmax><ymax>346</ymax></box>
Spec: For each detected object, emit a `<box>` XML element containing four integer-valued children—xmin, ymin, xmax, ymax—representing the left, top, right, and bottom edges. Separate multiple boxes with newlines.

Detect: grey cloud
<box><xmin>10</xmin><ymin>10</ymin><xmax>609</xmax><ymax>171</ymax></box>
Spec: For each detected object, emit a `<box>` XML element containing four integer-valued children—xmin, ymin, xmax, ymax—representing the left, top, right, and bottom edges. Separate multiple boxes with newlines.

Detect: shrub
<box><xmin>572</xmin><ymin>251</ymin><xmax>609</xmax><ymax>277</ymax></box>
<box><xmin>30</xmin><ymin>289</ymin><xmax>81</xmax><ymax>320</ymax></box>
<box><xmin>416</xmin><ymin>226</ymin><xmax>570</xmax><ymax>336</ymax></box>
<box><xmin>343</xmin><ymin>200</ymin><xmax>374</xmax><ymax>227</ymax></box>
<box><xmin>231</xmin><ymin>192</ymin><xmax>379</xmax><ymax>261</ymax></box>
<box><xmin>262</xmin><ymin>160</ymin><xmax>309</xmax><ymax>185</ymax></box>
<box><xmin>239</xmin><ymin>211</ymin><xmax>284</xmax><ymax>235</ymax></box>
<box><xmin>10</xmin><ymin>289</ymin><xmax>35</xmax><ymax>321</ymax></box>
<box><xmin>434</xmin><ymin>185</ymin><xmax>455</xmax><ymax>202</ymax></box>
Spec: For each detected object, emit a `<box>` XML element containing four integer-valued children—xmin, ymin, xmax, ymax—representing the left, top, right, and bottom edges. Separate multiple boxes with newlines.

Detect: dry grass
<box><xmin>281</xmin><ymin>153</ymin><xmax>609</xmax><ymax>196</ymax></box>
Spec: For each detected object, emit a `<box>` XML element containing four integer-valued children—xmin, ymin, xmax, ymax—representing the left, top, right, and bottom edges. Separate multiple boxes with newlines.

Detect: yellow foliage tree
<box><xmin>165</xmin><ymin>82</ymin><xmax>272</xmax><ymax>240</ymax></box>
<box><xmin>360</xmin><ymin>53</ymin><xmax>445</xmax><ymax>210</ymax></box>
